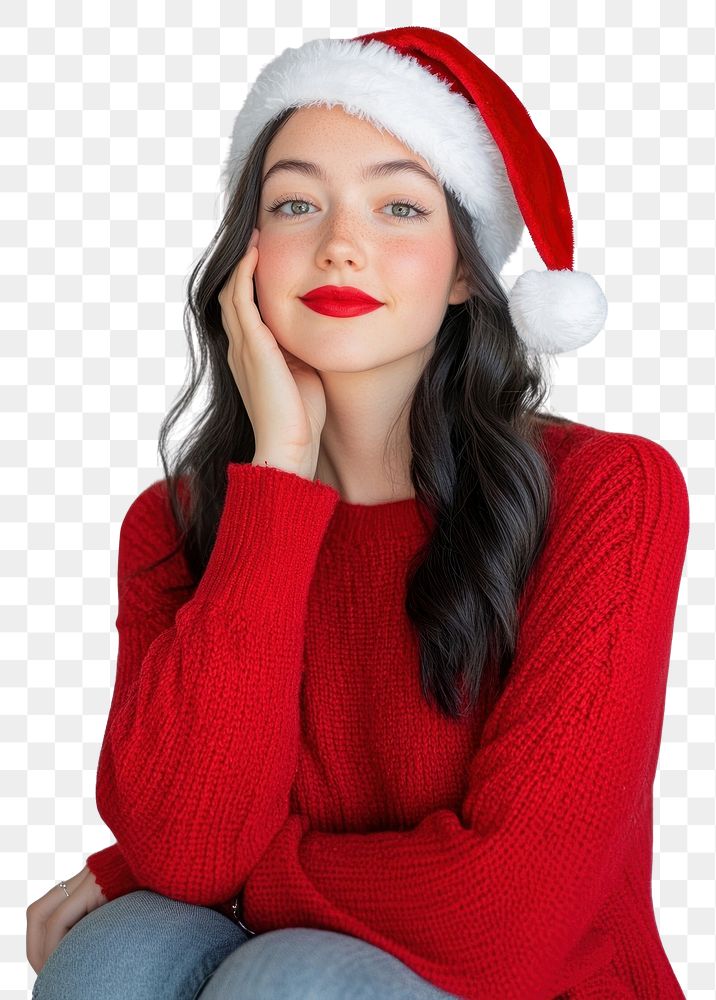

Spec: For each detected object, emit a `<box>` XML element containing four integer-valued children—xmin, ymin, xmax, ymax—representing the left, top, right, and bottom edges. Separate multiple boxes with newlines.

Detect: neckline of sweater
<box><xmin>323</xmin><ymin>419</ymin><xmax>569</xmax><ymax>545</ymax></box>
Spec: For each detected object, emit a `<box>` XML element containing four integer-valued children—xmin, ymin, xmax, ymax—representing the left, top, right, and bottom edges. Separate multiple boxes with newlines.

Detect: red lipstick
<box><xmin>299</xmin><ymin>285</ymin><xmax>384</xmax><ymax>318</ymax></box>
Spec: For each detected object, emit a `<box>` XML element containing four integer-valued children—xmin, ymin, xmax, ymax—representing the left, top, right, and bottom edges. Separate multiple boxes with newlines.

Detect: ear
<box><xmin>447</xmin><ymin>257</ymin><xmax>474</xmax><ymax>306</ymax></box>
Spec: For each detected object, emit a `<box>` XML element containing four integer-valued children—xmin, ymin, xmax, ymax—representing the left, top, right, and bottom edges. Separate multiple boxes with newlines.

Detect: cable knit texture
<box><xmin>85</xmin><ymin>419</ymin><xmax>689</xmax><ymax>1000</ymax></box>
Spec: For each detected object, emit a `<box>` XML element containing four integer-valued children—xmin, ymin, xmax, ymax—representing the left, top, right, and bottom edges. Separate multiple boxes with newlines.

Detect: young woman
<box><xmin>28</xmin><ymin>26</ymin><xmax>689</xmax><ymax>1000</ymax></box>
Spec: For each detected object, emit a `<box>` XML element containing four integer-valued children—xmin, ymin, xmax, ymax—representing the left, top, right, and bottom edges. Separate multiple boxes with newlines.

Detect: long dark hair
<box><xmin>134</xmin><ymin>105</ymin><xmax>570</xmax><ymax>721</ymax></box>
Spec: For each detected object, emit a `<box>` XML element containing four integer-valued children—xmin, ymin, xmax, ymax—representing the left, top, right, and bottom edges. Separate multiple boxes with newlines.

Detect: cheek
<box><xmin>252</xmin><ymin>244</ymin><xmax>291</xmax><ymax>316</ymax></box>
<box><xmin>253</xmin><ymin>242</ymin><xmax>282</xmax><ymax>288</ymax></box>
<box><xmin>391</xmin><ymin>238</ymin><xmax>452</xmax><ymax>286</ymax></box>
<box><xmin>251</xmin><ymin>246</ymin><xmax>296</xmax><ymax>340</ymax></box>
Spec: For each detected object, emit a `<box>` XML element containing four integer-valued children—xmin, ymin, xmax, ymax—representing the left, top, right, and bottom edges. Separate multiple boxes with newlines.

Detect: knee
<box><xmin>32</xmin><ymin>892</ymin><xmax>158</xmax><ymax>999</ymax></box>
<box><xmin>199</xmin><ymin>928</ymin><xmax>362</xmax><ymax>1000</ymax></box>
<box><xmin>198</xmin><ymin>926</ymin><xmax>453</xmax><ymax>1000</ymax></box>
<box><xmin>32</xmin><ymin>889</ymin><xmax>241</xmax><ymax>1000</ymax></box>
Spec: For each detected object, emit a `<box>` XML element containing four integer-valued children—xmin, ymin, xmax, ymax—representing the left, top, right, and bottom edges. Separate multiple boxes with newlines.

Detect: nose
<box><xmin>316</xmin><ymin>230</ymin><xmax>363</xmax><ymax>269</ymax></box>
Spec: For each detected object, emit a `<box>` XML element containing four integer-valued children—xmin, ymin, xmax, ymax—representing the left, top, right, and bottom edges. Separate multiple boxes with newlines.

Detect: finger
<box><xmin>26</xmin><ymin>908</ymin><xmax>45</xmax><ymax>975</ymax></box>
<box><xmin>42</xmin><ymin>879</ymin><xmax>95</xmax><ymax>968</ymax></box>
<box><xmin>27</xmin><ymin>869</ymin><xmax>90</xmax><ymax>974</ymax></box>
<box><xmin>28</xmin><ymin>868</ymin><xmax>89</xmax><ymax>921</ymax></box>
<box><xmin>234</xmin><ymin>246</ymin><xmax>263</xmax><ymax>339</ymax></box>
<box><xmin>219</xmin><ymin>231</ymin><xmax>257</xmax><ymax>304</ymax></box>
<box><xmin>220</xmin><ymin>249</ymin><xmax>254</xmax><ymax>345</ymax></box>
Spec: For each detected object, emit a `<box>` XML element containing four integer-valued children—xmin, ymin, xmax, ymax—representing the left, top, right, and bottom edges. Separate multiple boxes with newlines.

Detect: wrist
<box><xmin>251</xmin><ymin>453</ymin><xmax>315</xmax><ymax>481</ymax></box>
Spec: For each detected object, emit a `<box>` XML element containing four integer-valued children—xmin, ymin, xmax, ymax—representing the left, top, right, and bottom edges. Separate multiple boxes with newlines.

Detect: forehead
<box><xmin>263</xmin><ymin>103</ymin><xmax>439</xmax><ymax>184</ymax></box>
<box><xmin>262</xmin><ymin>113</ymin><xmax>442</xmax><ymax>193</ymax></box>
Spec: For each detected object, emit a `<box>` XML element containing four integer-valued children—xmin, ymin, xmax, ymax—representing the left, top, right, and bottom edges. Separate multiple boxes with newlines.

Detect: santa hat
<box><xmin>220</xmin><ymin>25</ymin><xmax>608</xmax><ymax>356</ymax></box>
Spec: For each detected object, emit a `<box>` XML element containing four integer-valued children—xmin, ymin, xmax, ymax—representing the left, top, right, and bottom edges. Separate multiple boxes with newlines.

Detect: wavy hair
<box><xmin>133</xmin><ymin>105</ymin><xmax>570</xmax><ymax>721</ymax></box>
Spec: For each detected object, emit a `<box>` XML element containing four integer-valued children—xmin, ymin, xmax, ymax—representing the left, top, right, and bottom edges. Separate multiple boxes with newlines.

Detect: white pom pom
<box><xmin>507</xmin><ymin>268</ymin><xmax>608</xmax><ymax>355</ymax></box>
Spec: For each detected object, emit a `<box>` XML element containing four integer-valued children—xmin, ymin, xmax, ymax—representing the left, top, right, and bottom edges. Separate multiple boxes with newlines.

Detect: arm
<box><xmin>239</xmin><ymin>436</ymin><xmax>690</xmax><ymax>1000</ymax></box>
<box><xmin>87</xmin><ymin>462</ymin><xmax>339</xmax><ymax>905</ymax></box>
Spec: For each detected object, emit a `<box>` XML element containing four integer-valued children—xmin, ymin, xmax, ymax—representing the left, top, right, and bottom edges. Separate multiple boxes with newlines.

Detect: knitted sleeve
<box><xmin>238</xmin><ymin>436</ymin><xmax>690</xmax><ymax>1000</ymax></box>
<box><xmin>85</xmin><ymin>463</ymin><xmax>339</xmax><ymax>905</ymax></box>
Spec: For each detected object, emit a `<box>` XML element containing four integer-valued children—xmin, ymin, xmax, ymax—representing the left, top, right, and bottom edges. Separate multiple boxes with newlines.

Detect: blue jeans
<box><xmin>31</xmin><ymin>889</ymin><xmax>461</xmax><ymax>999</ymax></box>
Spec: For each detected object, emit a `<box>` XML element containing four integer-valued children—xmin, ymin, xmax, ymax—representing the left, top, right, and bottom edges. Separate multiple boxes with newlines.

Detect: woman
<box><xmin>28</xmin><ymin>26</ymin><xmax>689</xmax><ymax>1000</ymax></box>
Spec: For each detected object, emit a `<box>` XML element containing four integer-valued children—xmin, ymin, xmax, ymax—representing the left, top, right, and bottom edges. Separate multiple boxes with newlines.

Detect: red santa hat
<box><xmin>220</xmin><ymin>25</ymin><xmax>608</xmax><ymax>356</ymax></box>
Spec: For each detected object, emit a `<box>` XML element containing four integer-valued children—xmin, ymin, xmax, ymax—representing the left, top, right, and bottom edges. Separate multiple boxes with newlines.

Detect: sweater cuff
<box><xmin>85</xmin><ymin>842</ymin><xmax>141</xmax><ymax>902</ymax></box>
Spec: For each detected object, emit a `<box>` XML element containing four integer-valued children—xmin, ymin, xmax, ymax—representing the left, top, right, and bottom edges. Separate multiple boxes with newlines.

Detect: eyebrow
<box><xmin>261</xmin><ymin>157</ymin><xmax>441</xmax><ymax>190</ymax></box>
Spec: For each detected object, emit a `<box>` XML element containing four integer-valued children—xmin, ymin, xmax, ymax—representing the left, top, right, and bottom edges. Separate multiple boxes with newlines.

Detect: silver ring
<box><xmin>58</xmin><ymin>880</ymin><xmax>71</xmax><ymax>897</ymax></box>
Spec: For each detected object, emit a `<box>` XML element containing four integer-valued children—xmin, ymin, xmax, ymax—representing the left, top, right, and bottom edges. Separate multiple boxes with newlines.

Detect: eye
<box><xmin>381</xmin><ymin>199</ymin><xmax>430</xmax><ymax>223</ymax></box>
<box><xmin>265</xmin><ymin>196</ymin><xmax>316</xmax><ymax>219</ymax></box>
<box><xmin>264</xmin><ymin>194</ymin><xmax>431</xmax><ymax>224</ymax></box>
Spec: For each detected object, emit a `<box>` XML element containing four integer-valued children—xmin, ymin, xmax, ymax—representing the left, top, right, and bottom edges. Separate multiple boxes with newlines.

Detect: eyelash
<box><xmin>264</xmin><ymin>193</ymin><xmax>431</xmax><ymax>224</ymax></box>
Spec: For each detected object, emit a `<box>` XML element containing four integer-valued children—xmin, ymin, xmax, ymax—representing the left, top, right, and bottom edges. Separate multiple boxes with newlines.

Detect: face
<box><xmin>252</xmin><ymin>104</ymin><xmax>471</xmax><ymax>374</ymax></box>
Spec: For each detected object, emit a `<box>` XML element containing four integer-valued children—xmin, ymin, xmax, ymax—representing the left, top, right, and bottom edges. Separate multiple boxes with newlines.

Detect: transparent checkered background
<box><xmin>3</xmin><ymin>3</ymin><xmax>715</xmax><ymax>998</ymax></box>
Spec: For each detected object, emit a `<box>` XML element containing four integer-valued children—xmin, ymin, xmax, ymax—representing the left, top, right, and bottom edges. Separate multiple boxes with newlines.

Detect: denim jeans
<box><xmin>31</xmin><ymin>889</ymin><xmax>462</xmax><ymax>999</ymax></box>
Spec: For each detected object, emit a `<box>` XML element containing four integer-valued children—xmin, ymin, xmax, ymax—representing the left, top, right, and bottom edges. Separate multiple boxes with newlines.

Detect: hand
<box><xmin>218</xmin><ymin>227</ymin><xmax>327</xmax><ymax>479</ymax></box>
<box><xmin>26</xmin><ymin>865</ymin><xmax>108</xmax><ymax>977</ymax></box>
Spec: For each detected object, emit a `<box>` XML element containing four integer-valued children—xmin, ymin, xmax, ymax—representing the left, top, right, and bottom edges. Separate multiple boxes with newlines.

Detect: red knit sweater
<box><xmin>85</xmin><ymin>418</ymin><xmax>689</xmax><ymax>1000</ymax></box>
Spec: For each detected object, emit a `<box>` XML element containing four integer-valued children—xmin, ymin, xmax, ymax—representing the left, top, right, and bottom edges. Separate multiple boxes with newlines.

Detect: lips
<box><xmin>299</xmin><ymin>285</ymin><xmax>384</xmax><ymax>318</ymax></box>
